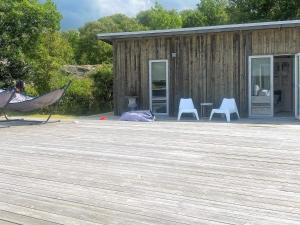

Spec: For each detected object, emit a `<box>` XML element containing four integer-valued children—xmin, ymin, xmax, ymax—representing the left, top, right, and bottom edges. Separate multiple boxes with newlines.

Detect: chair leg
<box><xmin>177</xmin><ymin>111</ymin><xmax>182</xmax><ymax>121</ymax></box>
<box><xmin>225</xmin><ymin>112</ymin><xmax>231</xmax><ymax>122</ymax></box>
<box><xmin>236</xmin><ymin>111</ymin><xmax>240</xmax><ymax>119</ymax></box>
<box><xmin>209</xmin><ymin>111</ymin><xmax>214</xmax><ymax>121</ymax></box>
<box><xmin>195</xmin><ymin>111</ymin><xmax>199</xmax><ymax>120</ymax></box>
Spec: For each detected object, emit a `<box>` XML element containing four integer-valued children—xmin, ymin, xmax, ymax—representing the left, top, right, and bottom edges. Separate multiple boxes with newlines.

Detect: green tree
<box><xmin>181</xmin><ymin>9</ymin><xmax>205</xmax><ymax>28</ymax></box>
<box><xmin>28</xmin><ymin>32</ymin><xmax>74</xmax><ymax>93</ymax></box>
<box><xmin>180</xmin><ymin>0</ymin><xmax>229</xmax><ymax>28</ymax></box>
<box><xmin>62</xmin><ymin>30</ymin><xmax>80</xmax><ymax>63</ymax></box>
<box><xmin>0</xmin><ymin>0</ymin><xmax>61</xmax><ymax>86</ymax></box>
<box><xmin>136</xmin><ymin>3</ymin><xmax>182</xmax><ymax>30</ymax></box>
<box><xmin>90</xmin><ymin>64</ymin><xmax>113</xmax><ymax>111</ymax></box>
<box><xmin>228</xmin><ymin>0</ymin><xmax>300</xmax><ymax>23</ymax></box>
<box><xmin>0</xmin><ymin>56</ymin><xmax>30</xmax><ymax>88</ymax></box>
<box><xmin>197</xmin><ymin>0</ymin><xmax>229</xmax><ymax>25</ymax></box>
<box><xmin>76</xmin><ymin>14</ymin><xmax>146</xmax><ymax>65</ymax></box>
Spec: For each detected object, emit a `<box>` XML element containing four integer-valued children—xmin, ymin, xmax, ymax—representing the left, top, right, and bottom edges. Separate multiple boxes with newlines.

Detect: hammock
<box><xmin>0</xmin><ymin>89</ymin><xmax>15</xmax><ymax>108</ymax></box>
<box><xmin>3</xmin><ymin>81</ymin><xmax>71</xmax><ymax>124</ymax></box>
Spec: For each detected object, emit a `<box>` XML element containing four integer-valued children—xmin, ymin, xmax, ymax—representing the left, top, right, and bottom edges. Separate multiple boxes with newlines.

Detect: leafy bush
<box><xmin>24</xmin><ymin>82</ymin><xmax>39</xmax><ymax>97</ymax></box>
<box><xmin>0</xmin><ymin>0</ymin><xmax>61</xmax><ymax>87</ymax></box>
<box><xmin>28</xmin><ymin>31</ymin><xmax>74</xmax><ymax>94</ymax></box>
<box><xmin>49</xmin><ymin>72</ymin><xmax>94</xmax><ymax>115</ymax></box>
<box><xmin>76</xmin><ymin>14</ymin><xmax>146</xmax><ymax>65</ymax></box>
<box><xmin>89</xmin><ymin>64</ymin><xmax>113</xmax><ymax>113</ymax></box>
<box><xmin>31</xmin><ymin>64</ymin><xmax>114</xmax><ymax>115</ymax></box>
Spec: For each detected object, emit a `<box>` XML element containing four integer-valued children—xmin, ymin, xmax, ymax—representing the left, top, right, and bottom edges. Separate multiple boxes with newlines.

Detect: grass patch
<box><xmin>4</xmin><ymin>112</ymin><xmax>77</xmax><ymax>120</ymax></box>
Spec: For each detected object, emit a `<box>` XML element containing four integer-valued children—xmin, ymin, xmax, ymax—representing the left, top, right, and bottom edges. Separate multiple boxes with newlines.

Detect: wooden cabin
<box><xmin>97</xmin><ymin>20</ymin><xmax>300</xmax><ymax>119</ymax></box>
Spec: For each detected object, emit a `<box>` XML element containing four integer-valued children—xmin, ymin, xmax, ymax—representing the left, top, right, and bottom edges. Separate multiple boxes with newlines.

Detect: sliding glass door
<box><xmin>249</xmin><ymin>56</ymin><xmax>274</xmax><ymax>117</ymax></box>
<box><xmin>149</xmin><ymin>60</ymin><xmax>169</xmax><ymax>115</ymax></box>
<box><xmin>295</xmin><ymin>54</ymin><xmax>300</xmax><ymax>119</ymax></box>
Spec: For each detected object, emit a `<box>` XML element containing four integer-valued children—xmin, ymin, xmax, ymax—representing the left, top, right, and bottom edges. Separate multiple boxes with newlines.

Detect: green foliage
<box><xmin>76</xmin><ymin>14</ymin><xmax>146</xmax><ymax>65</ymax></box>
<box><xmin>0</xmin><ymin>0</ymin><xmax>61</xmax><ymax>50</ymax></box>
<box><xmin>24</xmin><ymin>82</ymin><xmax>39</xmax><ymax>97</ymax></box>
<box><xmin>0</xmin><ymin>0</ymin><xmax>61</xmax><ymax>86</ymax></box>
<box><xmin>181</xmin><ymin>9</ymin><xmax>206</xmax><ymax>28</ymax></box>
<box><xmin>0</xmin><ymin>57</ymin><xmax>30</xmax><ymax>88</ymax></box>
<box><xmin>28</xmin><ymin>32</ymin><xmax>74</xmax><ymax>93</ymax></box>
<box><xmin>180</xmin><ymin>0</ymin><xmax>229</xmax><ymax>28</ymax></box>
<box><xmin>50</xmin><ymin>72</ymin><xmax>94</xmax><ymax>115</ymax></box>
<box><xmin>61</xmin><ymin>30</ymin><xmax>80</xmax><ymax>63</ymax></box>
<box><xmin>197</xmin><ymin>0</ymin><xmax>229</xmax><ymax>25</ymax></box>
<box><xmin>42</xmin><ymin>64</ymin><xmax>113</xmax><ymax>115</ymax></box>
<box><xmin>89</xmin><ymin>64</ymin><xmax>113</xmax><ymax>111</ymax></box>
<box><xmin>137</xmin><ymin>3</ymin><xmax>182</xmax><ymax>30</ymax></box>
<box><xmin>228</xmin><ymin>0</ymin><xmax>300</xmax><ymax>23</ymax></box>
<box><xmin>274</xmin><ymin>0</ymin><xmax>300</xmax><ymax>20</ymax></box>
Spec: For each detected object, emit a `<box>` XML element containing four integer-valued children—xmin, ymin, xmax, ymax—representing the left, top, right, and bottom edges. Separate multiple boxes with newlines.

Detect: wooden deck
<box><xmin>1</xmin><ymin>119</ymin><xmax>300</xmax><ymax>225</ymax></box>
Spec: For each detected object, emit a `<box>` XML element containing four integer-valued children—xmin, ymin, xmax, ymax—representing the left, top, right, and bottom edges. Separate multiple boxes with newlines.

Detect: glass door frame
<box><xmin>295</xmin><ymin>54</ymin><xmax>300</xmax><ymax>119</ymax></box>
<box><xmin>149</xmin><ymin>59</ymin><xmax>169</xmax><ymax>115</ymax></box>
<box><xmin>248</xmin><ymin>55</ymin><xmax>274</xmax><ymax>117</ymax></box>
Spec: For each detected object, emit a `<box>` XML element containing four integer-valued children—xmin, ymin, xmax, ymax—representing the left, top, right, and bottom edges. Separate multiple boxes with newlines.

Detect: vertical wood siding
<box><xmin>112</xmin><ymin>27</ymin><xmax>300</xmax><ymax>116</ymax></box>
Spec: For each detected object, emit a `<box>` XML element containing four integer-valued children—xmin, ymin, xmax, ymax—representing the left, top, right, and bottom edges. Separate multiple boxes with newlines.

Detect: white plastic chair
<box><xmin>177</xmin><ymin>98</ymin><xmax>199</xmax><ymax>121</ymax></box>
<box><xmin>209</xmin><ymin>98</ymin><xmax>240</xmax><ymax>122</ymax></box>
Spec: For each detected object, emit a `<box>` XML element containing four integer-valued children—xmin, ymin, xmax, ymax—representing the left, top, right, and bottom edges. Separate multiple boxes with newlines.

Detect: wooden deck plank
<box><xmin>0</xmin><ymin>218</ymin><xmax>19</xmax><ymax>225</ymax></box>
<box><xmin>0</xmin><ymin>120</ymin><xmax>300</xmax><ymax>224</ymax></box>
<box><xmin>1</xmin><ymin>149</ymin><xmax>300</xmax><ymax>192</ymax></box>
<box><xmin>0</xmin><ymin>210</ymin><xmax>59</xmax><ymax>225</ymax></box>
<box><xmin>0</xmin><ymin>149</ymin><xmax>300</xmax><ymax>202</ymax></box>
<box><xmin>0</xmin><ymin>174</ymin><xmax>299</xmax><ymax>224</ymax></box>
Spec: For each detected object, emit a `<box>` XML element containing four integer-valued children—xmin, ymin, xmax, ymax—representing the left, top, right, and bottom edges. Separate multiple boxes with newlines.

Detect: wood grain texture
<box><xmin>112</xmin><ymin>27</ymin><xmax>300</xmax><ymax>116</ymax></box>
<box><xmin>1</xmin><ymin>120</ymin><xmax>300</xmax><ymax>224</ymax></box>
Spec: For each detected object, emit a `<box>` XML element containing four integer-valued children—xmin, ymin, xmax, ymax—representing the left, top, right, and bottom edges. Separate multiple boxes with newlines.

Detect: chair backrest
<box><xmin>179</xmin><ymin>98</ymin><xmax>195</xmax><ymax>110</ymax></box>
<box><xmin>219</xmin><ymin>98</ymin><xmax>238</xmax><ymax>113</ymax></box>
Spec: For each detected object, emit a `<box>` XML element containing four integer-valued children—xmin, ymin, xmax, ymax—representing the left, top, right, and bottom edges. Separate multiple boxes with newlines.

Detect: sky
<box><xmin>48</xmin><ymin>0</ymin><xmax>199</xmax><ymax>30</ymax></box>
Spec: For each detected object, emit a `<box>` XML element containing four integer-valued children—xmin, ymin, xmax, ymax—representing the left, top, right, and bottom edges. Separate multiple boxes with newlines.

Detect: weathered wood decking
<box><xmin>1</xmin><ymin>119</ymin><xmax>300</xmax><ymax>224</ymax></box>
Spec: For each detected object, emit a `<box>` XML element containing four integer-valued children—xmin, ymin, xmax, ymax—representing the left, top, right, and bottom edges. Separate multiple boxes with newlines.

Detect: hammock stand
<box><xmin>0</xmin><ymin>89</ymin><xmax>16</xmax><ymax>127</ymax></box>
<box><xmin>1</xmin><ymin>81</ymin><xmax>71</xmax><ymax>124</ymax></box>
<box><xmin>0</xmin><ymin>89</ymin><xmax>16</xmax><ymax>109</ymax></box>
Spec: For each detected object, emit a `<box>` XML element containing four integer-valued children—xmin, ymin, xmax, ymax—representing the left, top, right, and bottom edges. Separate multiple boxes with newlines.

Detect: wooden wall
<box><xmin>112</xmin><ymin>27</ymin><xmax>300</xmax><ymax>117</ymax></box>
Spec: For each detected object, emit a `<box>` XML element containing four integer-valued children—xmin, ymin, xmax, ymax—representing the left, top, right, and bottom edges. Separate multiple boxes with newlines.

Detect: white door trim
<box><xmin>149</xmin><ymin>60</ymin><xmax>169</xmax><ymax>115</ymax></box>
<box><xmin>295</xmin><ymin>54</ymin><xmax>300</xmax><ymax>119</ymax></box>
<box><xmin>248</xmin><ymin>55</ymin><xmax>274</xmax><ymax>117</ymax></box>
